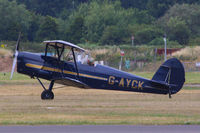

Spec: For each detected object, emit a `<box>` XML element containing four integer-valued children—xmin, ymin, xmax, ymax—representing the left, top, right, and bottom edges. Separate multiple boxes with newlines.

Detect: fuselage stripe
<box><xmin>25</xmin><ymin>63</ymin><xmax>107</xmax><ymax>81</ymax></box>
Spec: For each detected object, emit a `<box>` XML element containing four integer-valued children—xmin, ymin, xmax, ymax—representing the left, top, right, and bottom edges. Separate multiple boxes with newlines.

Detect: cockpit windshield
<box><xmin>46</xmin><ymin>44</ymin><xmax>63</xmax><ymax>58</ymax></box>
<box><xmin>45</xmin><ymin>44</ymin><xmax>95</xmax><ymax>66</ymax></box>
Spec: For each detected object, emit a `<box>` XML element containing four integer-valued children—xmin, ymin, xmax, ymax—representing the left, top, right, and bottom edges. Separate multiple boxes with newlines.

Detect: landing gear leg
<box><xmin>37</xmin><ymin>78</ymin><xmax>54</xmax><ymax>100</ymax></box>
<box><xmin>168</xmin><ymin>87</ymin><xmax>172</xmax><ymax>99</ymax></box>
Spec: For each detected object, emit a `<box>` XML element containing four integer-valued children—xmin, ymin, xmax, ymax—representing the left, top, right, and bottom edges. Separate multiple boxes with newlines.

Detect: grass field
<box><xmin>1</xmin><ymin>71</ymin><xmax>200</xmax><ymax>84</ymax></box>
<box><xmin>0</xmin><ymin>72</ymin><xmax>200</xmax><ymax>125</ymax></box>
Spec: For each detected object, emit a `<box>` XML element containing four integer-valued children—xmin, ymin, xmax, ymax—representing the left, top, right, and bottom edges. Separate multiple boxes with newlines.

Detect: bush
<box><xmin>134</xmin><ymin>26</ymin><xmax>164</xmax><ymax>45</ymax></box>
<box><xmin>148</xmin><ymin>38</ymin><xmax>180</xmax><ymax>46</ymax></box>
<box><xmin>189</xmin><ymin>37</ymin><xmax>200</xmax><ymax>46</ymax></box>
<box><xmin>148</xmin><ymin>38</ymin><xmax>164</xmax><ymax>45</ymax></box>
<box><xmin>100</xmin><ymin>26</ymin><xmax>129</xmax><ymax>45</ymax></box>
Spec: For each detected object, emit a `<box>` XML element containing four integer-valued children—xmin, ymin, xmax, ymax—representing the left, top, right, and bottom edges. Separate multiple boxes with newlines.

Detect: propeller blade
<box><xmin>10</xmin><ymin>32</ymin><xmax>21</xmax><ymax>79</ymax></box>
<box><xmin>16</xmin><ymin>32</ymin><xmax>21</xmax><ymax>51</ymax></box>
<box><xmin>10</xmin><ymin>51</ymin><xmax>18</xmax><ymax>79</ymax></box>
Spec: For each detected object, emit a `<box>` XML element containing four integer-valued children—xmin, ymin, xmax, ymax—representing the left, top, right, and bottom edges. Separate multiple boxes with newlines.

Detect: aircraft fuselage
<box><xmin>17</xmin><ymin>52</ymin><xmax>168</xmax><ymax>95</ymax></box>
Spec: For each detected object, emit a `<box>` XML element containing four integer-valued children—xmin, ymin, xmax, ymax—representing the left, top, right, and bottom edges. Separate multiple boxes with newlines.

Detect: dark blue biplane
<box><xmin>10</xmin><ymin>35</ymin><xmax>185</xmax><ymax>100</ymax></box>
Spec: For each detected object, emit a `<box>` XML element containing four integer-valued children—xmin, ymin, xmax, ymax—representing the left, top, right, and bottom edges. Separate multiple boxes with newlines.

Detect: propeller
<box><xmin>10</xmin><ymin>33</ymin><xmax>21</xmax><ymax>79</ymax></box>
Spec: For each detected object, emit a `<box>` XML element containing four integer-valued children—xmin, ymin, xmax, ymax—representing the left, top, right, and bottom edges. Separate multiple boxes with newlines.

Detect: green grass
<box><xmin>0</xmin><ymin>72</ymin><xmax>47</xmax><ymax>84</ymax></box>
<box><xmin>0</xmin><ymin>112</ymin><xmax>200</xmax><ymax>125</ymax></box>
<box><xmin>0</xmin><ymin>72</ymin><xmax>30</xmax><ymax>80</ymax></box>
<box><xmin>133</xmin><ymin>71</ymin><xmax>200</xmax><ymax>84</ymax></box>
<box><xmin>0</xmin><ymin>72</ymin><xmax>35</xmax><ymax>84</ymax></box>
<box><xmin>131</xmin><ymin>72</ymin><xmax>154</xmax><ymax>79</ymax></box>
<box><xmin>185</xmin><ymin>72</ymin><xmax>200</xmax><ymax>84</ymax></box>
<box><xmin>183</xmin><ymin>86</ymin><xmax>200</xmax><ymax>90</ymax></box>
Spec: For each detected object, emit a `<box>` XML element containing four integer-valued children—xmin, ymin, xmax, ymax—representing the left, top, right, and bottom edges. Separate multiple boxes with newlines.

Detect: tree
<box><xmin>134</xmin><ymin>25</ymin><xmax>164</xmax><ymax>45</ymax></box>
<box><xmin>146</xmin><ymin>0</ymin><xmax>175</xmax><ymax>18</ymax></box>
<box><xmin>67</xmin><ymin>0</ymin><xmax>155</xmax><ymax>44</ymax></box>
<box><xmin>167</xmin><ymin>17</ymin><xmax>190</xmax><ymax>45</ymax></box>
<box><xmin>120</xmin><ymin>0</ymin><xmax>148</xmax><ymax>10</ymax></box>
<box><xmin>37</xmin><ymin>16</ymin><xmax>58</xmax><ymax>41</ymax></box>
<box><xmin>100</xmin><ymin>26</ymin><xmax>129</xmax><ymax>45</ymax></box>
<box><xmin>27</xmin><ymin>13</ymin><xmax>41</xmax><ymax>41</ymax></box>
<box><xmin>15</xmin><ymin>0</ymin><xmax>89</xmax><ymax>17</ymax></box>
<box><xmin>0</xmin><ymin>0</ymin><xmax>31</xmax><ymax>40</ymax></box>
<box><xmin>157</xmin><ymin>4</ymin><xmax>200</xmax><ymax>44</ymax></box>
<box><xmin>65</xmin><ymin>16</ymin><xmax>84</xmax><ymax>44</ymax></box>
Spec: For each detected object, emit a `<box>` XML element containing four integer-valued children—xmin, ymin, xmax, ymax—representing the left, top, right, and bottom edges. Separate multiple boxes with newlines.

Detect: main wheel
<box><xmin>41</xmin><ymin>90</ymin><xmax>54</xmax><ymax>100</ymax></box>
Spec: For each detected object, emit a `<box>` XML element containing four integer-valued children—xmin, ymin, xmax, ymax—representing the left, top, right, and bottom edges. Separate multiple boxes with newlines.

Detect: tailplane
<box><xmin>152</xmin><ymin>58</ymin><xmax>185</xmax><ymax>97</ymax></box>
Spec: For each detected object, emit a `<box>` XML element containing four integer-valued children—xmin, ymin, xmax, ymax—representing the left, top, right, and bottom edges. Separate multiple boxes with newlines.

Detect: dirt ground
<box><xmin>0</xmin><ymin>84</ymin><xmax>199</xmax><ymax>125</ymax></box>
<box><xmin>0</xmin><ymin>56</ymin><xmax>13</xmax><ymax>72</ymax></box>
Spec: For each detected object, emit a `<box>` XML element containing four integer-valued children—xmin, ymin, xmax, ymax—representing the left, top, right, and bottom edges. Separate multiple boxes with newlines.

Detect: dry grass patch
<box><xmin>172</xmin><ymin>46</ymin><xmax>200</xmax><ymax>61</ymax></box>
<box><xmin>0</xmin><ymin>48</ymin><xmax>12</xmax><ymax>57</ymax></box>
<box><xmin>0</xmin><ymin>84</ymin><xmax>200</xmax><ymax>125</ymax></box>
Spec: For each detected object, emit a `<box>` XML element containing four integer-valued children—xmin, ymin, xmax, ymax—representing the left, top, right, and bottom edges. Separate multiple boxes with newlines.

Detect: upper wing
<box><xmin>43</xmin><ymin>40</ymin><xmax>85</xmax><ymax>52</ymax></box>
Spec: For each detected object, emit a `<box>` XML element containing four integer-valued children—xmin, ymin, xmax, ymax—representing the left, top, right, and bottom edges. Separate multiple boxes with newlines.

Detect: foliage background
<box><xmin>1</xmin><ymin>0</ymin><xmax>200</xmax><ymax>46</ymax></box>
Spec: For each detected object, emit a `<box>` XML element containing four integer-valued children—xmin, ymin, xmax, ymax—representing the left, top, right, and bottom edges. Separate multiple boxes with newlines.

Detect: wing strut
<box><xmin>71</xmin><ymin>48</ymin><xmax>79</xmax><ymax>79</ymax></box>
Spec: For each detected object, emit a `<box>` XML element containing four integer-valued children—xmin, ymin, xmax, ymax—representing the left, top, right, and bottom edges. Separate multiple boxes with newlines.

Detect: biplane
<box><xmin>10</xmin><ymin>35</ymin><xmax>185</xmax><ymax>100</ymax></box>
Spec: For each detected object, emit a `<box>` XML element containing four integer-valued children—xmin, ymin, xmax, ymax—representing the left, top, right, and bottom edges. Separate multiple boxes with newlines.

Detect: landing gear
<box><xmin>168</xmin><ymin>89</ymin><xmax>171</xmax><ymax>99</ymax></box>
<box><xmin>41</xmin><ymin>90</ymin><xmax>54</xmax><ymax>100</ymax></box>
<box><xmin>168</xmin><ymin>86</ymin><xmax>172</xmax><ymax>99</ymax></box>
<box><xmin>37</xmin><ymin>78</ymin><xmax>55</xmax><ymax>100</ymax></box>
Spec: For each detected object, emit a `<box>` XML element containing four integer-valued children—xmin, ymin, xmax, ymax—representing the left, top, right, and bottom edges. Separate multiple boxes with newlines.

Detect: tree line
<box><xmin>1</xmin><ymin>0</ymin><xmax>200</xmax><ymax>46</ymax></box>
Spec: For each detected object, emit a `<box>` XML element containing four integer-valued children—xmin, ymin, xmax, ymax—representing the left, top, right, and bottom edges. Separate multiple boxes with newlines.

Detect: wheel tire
<box><xmin>41</xmin><ymin>90</ymin><xmax>54</xmax><ymax>100</ymax></box>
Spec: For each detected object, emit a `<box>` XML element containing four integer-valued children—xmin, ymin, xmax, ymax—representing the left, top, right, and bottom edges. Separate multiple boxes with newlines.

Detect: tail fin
<box><xmin>152</xmin><ymin>58</ymin><xmax>185</xmax><ymax>95</ymax></box>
